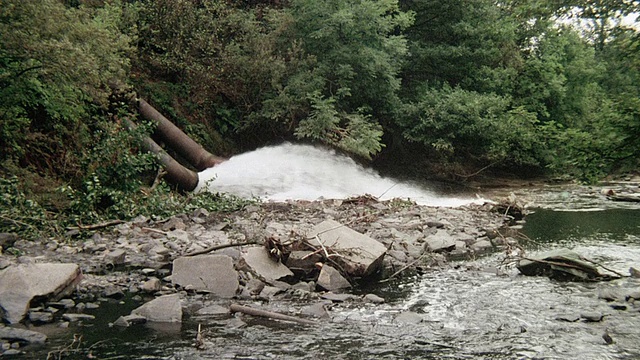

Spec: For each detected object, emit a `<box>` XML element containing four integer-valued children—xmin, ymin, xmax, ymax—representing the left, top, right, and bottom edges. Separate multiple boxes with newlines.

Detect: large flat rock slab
<box><xmin>424</xmin><ymin>230</ymin><xmax>456</xmax><ymax>253</ymax></box>
<box><xmin>172</xmin><ymin>255</ymin><xmax>239</xmax><ymax>298</ymax></box>
<box><xmin>0</xmin><ymin>263</ymin><xmax>81</xmax><ymax>324</ymax></box>
<box><xmin>241</xmin><ymin>247</ymin><xmax>293</xmax><ymax>282</ymax></box>
<box><xmin>307</xmin><ymin>220</ymin><xmax>386</xmax><ymax>277</ymax></box>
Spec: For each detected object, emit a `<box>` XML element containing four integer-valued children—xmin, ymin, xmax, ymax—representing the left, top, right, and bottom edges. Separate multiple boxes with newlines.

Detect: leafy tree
<box><xmin>283</xmin><ymin>0</ymin><xmax>413</xmax><ymax>158</ymax></box>
<box><xmin>0</xmin><ymin>0</ymin><xmax>132</xmax><ymax>176</ymax></box>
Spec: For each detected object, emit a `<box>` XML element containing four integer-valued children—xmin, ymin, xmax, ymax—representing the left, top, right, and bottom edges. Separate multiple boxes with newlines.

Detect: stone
<box><xmin>131</xmin><ymin>294</ymin><xmax>182</xmax><ymax>323</ymax></box>
<box><xmin>556</xmin><ymin>314</ymin><xmax>580</xmax><ymax>322</ymax></box>
<box><xmin>424</xmin><ymin>230</ymin><xmax>456</xmax><ymax>253</ymax></box>
<box><xmin>320</xmin><ymin>292</ymin><xmax>356</xmax><ymax>302</ymax></box>
<box><xmin>580</xmin><ymin>312</ymin><xmax>605</xmax><ymax>322</ymax></box>
<box><xmin>28</xmin><ymin>311</ymin><xmax>53</xmax><ymax>324</ymax></box>
<box><xmin>240</xmin><ymin>247</ymin><xmax>293</xmax><ymax>282</ymax></box>
<box><xmin>300</xmin><ymin>302</ymin><xmax>330</xmax><ymax>318</ymax></box>
<box><xmin>598</xmin><ymin>288</ymin><xmax>623</xmax><ymax>302</ymax></box>
<box><xmin>0</xmin><ymin>263</ymin><xmax>81</xmax><ymax>324</ymax></box>
<box><xmin>363</xmin><ymin>294</ymin><xmax>385</xmax><ymax>304</ymax></box>
<box><xmin>317</xmin><ymin>265</ymin><xmax>351</xmax><ymax>291</ymax></box>
<box><xmin>394</xmin><ymin>311</ymin><xmax>424</xmax><ymax>324</ymax></box>
<box><xmin>518</xmin><ymin>249</ymin><xmax>604</xmax><ymax>281</ymax></box>
<box><xmin>630</xmin><ymin>267</ymin><xmax>640</xmax><ymax>278</ymax></box>
<box><xmin>172</xmin><ymin>255</ymin><xmax>239</xmax><ymax>298</ymax></box>
<box><xmin>307</xmin><ymin>220</ymin><xmax>386</xmax><ymax>277</ymax></box>
<box><xmin>104</xmin><ymin>249</ymin><xmax>126</xmax><ymax>265</ymax></box>
<box><xmin>140</xmin><ymin>278</ymin><xmax>162</xmax><ymax>293</ymax></box>
<box><xmin>258</xmin><ymin>286</ymin><xmax>283</xmax><ymax>299</ymax></box>
<box><xmin>285</xmin><ymin>251</ymin><xmax>322</xmax><ymax>275</ymax></box>
<box><xmin>425</xmin><ymin>221</ymin><xmax>446</xmax><ymax>228</ymax></box>
<box><xmin>113</xmin><ymin>314</ymin><xmax>147</xmax><ymax>327</ymax></box>
<box><xmin>0</xmin><ymin>327</ymin><xmax>47</xmax><ymax>344</ymax></box>
<box><xmin>62</xmin><ymin>313</ymin><xmax>95</xmax><ymax>322</ymax></box>
<box><xmin>196</xmin><ymin>305</ymin><xmax>229</xmax><ymax>316</ymax></box>
<box><xmin>470</xmin><ymin>239</ymin><xmax>493</xmax><ymax>253</ymax></box>
<box><xmin>103</xmin><ymin>286</ymin><xmax>125</xmax><ymax>299</ymax></box>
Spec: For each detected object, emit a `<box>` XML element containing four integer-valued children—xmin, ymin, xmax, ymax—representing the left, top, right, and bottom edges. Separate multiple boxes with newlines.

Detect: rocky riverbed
<box><xmin>0</xmin><ymin>197</ymin><xmax>518</xmax><ymax>355</ymax></box>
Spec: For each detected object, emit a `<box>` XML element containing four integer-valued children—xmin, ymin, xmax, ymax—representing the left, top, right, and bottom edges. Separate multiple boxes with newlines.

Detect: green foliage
<box><xmin>0</xmin><ymin>177</ymin><xmax>56</xmax><ymax>238</ymax></box>
<box><xmin>399</xmin><ymin>86</ymin><xmax>547</xmax><ymax>168</ymax></box>
<box><xmin>294</xmin><ymin>92</ymin><xmax>384</xmax><ymax>159</ymax></box>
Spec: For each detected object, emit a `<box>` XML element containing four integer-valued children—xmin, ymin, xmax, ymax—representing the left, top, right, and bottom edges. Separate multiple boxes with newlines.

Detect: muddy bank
<box><xmin>0</xmin><ymin>198</ymin><xmax>514</xmax><ymax>354</ymax></box>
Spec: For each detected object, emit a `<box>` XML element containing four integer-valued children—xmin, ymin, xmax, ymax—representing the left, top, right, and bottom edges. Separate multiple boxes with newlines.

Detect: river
<box><xmin>26</xmin><ymin>145</ymin><xmax>640</xmax><ymax>359</ymax></box>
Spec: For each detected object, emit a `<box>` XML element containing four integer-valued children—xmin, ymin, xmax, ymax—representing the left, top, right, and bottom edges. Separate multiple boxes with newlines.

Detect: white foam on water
<box><xmin>196</xmin><ymin>143</ymin><xmax>481</xmax><ymax>207</ymax></box>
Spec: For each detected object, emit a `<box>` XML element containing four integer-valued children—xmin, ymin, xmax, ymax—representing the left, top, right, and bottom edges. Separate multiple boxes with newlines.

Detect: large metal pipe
<box><xmin>124</xmin><ymin>119</ymin><xmax>199</xmax><ymax>192</ymax></box>
<box><xmin>138</xmin><ymin>99</ymin><xmax>225</xmax><ymax>171</ymax></box>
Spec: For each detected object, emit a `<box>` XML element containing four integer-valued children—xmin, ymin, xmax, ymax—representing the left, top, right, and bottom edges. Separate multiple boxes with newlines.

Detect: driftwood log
<box><xmin>229</xmin><ymin>304</ymin><xmax>317</xmax><ymax>325</ymax></box>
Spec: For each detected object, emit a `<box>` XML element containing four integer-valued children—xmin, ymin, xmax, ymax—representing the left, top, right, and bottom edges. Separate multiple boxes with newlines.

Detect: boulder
<box><xmin>240</xmin><ymin>247</ymin><xmax>293</xmax><ymax>282</ymax></box>
<box><xmin>316</xmin><ymin>265</ymin><xmax>351</xmax><ymax>291</ymax></box>
<box><xmin>307</xmin><ymin>220</ymin><xmax>386</xmax><ymax>277</ymax></box>
<box><xmin>172</xmin><ymin>255</ymin><xmax>239</xmax><ymax>298</ymax></box>
<box><xmin>131</xmin><ymin>294</ymin><xmax>182</xmax><ymax>322</ymax></box>
<box><xmin>0</xmin><ymin>263</ymin><xmax>81</xmax><ymax>324</ymax></box>
<box><xmin>0</xmin><ymin>327</ymin><xmax>47</xmax><ymax>344</ymax></box>
<box><xmin>517</xmin><ymin>249</ymin><xmax>606</xmax><ymax>281</ymax></box>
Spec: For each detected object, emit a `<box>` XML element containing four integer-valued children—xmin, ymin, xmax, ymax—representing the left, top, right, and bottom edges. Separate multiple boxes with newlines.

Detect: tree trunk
<box><xmin>124</xmin><ymin>119</ymin><xmax>199</xmax><ymax>192</ymax></box>
<box><xmin>138</xmin><ymin>99</ymin><xmax>225</xmax><ymax>171</ymax></box>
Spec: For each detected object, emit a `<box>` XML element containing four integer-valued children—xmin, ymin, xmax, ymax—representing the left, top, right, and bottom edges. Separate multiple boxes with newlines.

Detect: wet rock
<box><xmin>196</xmin><ymin>304</ymin><xmax>229</xmax><ymax>316</ymax></box>
<box><xmin>625</xmin><ymin>290</ymin><xmax>640</xmax><ymax>301</ymax></box>
<box><xmin>317</xmin><ymin>265</ymin><xmax>351</xmax><ymax>291</ymax></box>
<box><xmin>240</xmin><ymin>247</ymin><xmax>293</xmax><ymax>282</ymax></box>
<box><xmin>131</xmin><ymin>294</ymin><xmax>182</xmax><ymax>323</ymax></box>
<box><xmin>62</xmin><ymin>313</ymin><xmax>95</xmax><ymax>322</ymax></box>
<box><xmin>258</xmin><ymin>286</ymin><xmax>283</xmax><ymax>299</ymax></box>
<box><xmin>104</xmin><ymin>249</ymin><xmax>126</xmax><ymax>265</ymax></box>
<box><xmin>470</xmin><ymin>239</ymin><xmax>493</xmax><ymax>253</ymax></box>
<box><xmin>307</xmin><ymin>220</ymin><xmax>386</xmax><ymax>277</ymax></box>
<box><xmin>103</xmin><ymin>286</ymin><xmax>125</xmax><ymax>299</ymax></box>
<box><xmin>424</xmin><ymin>230</ymin><xmax>456</xmax><ymax>253</ymax></box>
<box><xmin>363</xmin><ymin>294</ymin><xmax>385</xmax><ymax>304</ymax></box>
<box><xmin>113</xmin><ymin>314</ymin><xmax>147</xmax><ymax>327</ymax></box>
<box><xmin>172</xmin><ymin>255</ymin><xmax>239</xmax><ymax>298</ymax></box>
<box><xmin>630</xmin><ymin>267</ymin><xmax>640</xmax><ymax>278</ymax></box>
<box><xmin>517</xmin><ymin>249</ymin><xmax>605</xmax><ymax>281</ymax></box>
<box><xmin>394</xmin><ymin>311</ymin><xmax>424</xmax><ymax>324</ymax></box>
<box><xmin>0</xmin><ymin>327</ymin><xmax>47</xmax><ymax>344</ymax></box>
<box><xmin>300</xmin><ymin>302</ymin><xmax>330</xmax><ymax>318</ymax></box>
<box><xmin>3</xmin><ymin>349</ymin><xmax>21</xmax><ymax>356</ymax></box>
<box><xmin>580</xmin><ymin>312</ymin><xmax>605</xmax><ymax>322</ymax></box>
<box><xmin>0</xmin><ymin>263</ymin><xmax>81</xmax><ymax>324</ymax></box>
<box><xmin>320</xmin><ymin>292</ymin><xmax>357</xmax><ymax>302</ymax></box>
<box><xmin>28</xmin><ymin>311</ymin><xmax>53</xmax><ymax>324</ymax></box>
<box><xmin>609</xmin><ymin>303</ymin><xmax>627</xmax><ymax>311</ymax></box>
<box><xmin>556</xmin><ymin>314</ymin><xmax>580</xmax><ymax>322</ymax></box>
<box><xmin>598</xmin><ymin>288</ymin><xmax>623</xmax><ymax>302</ymax></box>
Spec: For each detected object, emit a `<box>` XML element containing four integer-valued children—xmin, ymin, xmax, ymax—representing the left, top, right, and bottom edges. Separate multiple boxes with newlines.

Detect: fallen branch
<box><xmin>183</xmin><ymin>241</ymin><xmax>259</xmax><ymax>257</ymax></box>
<box><xmin>229</xmin><ymin>304</ymin><xmax>317</xmax><ymax>325</ymax></box>
<box><xmin>579</xmin><ymin>256</ymin><xmax>628</xmax><ymax>278</ymax></box>
<box><xmin>141</xmin><ymin>227</ymin><xmax>168</xmax><ymax>235</ymax></box>
<box><xmin>66</xmin><ymin>220</ymin><xmax>124</xmax><ymax>231</ymax></box>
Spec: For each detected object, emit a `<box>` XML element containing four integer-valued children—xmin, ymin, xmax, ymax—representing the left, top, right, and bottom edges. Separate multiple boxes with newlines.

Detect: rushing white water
<box><xmin>196</xmin><ymin>143</ymin><xmax>481</xmax><ymax>207</ymax></box>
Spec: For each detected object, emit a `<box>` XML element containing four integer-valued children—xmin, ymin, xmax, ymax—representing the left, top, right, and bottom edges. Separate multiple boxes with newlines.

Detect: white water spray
<box><xmin>196</xmin><ymin>143</ymin><xmax>481</xmax><ymax>207</ymax></box>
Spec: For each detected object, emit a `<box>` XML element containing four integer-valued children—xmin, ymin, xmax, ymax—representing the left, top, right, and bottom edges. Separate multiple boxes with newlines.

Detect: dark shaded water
<box><xmin>28</xmin><ymin>195</ymin><xmax>640</xmax><ymax>359</ymax></box>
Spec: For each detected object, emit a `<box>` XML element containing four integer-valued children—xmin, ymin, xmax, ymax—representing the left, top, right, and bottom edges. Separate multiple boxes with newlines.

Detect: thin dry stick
<box><xmin>66</xmin><ymin>220</ymin><xmax>124</xmax><ymax>231</ymax></box>
<box><xmin>378</xmin><ymin>183</ymin><xmax>399</xmax><ymax>200</ymax></box>
<box><xmin>230</xmin><ymin>304</ymin><xmax>317</xmax><ymax>325</ymax></box>
<box><xmin>183</xmin><ymin>241</ymin><xmax>259</xmax><ymax>257</ymax></box>
<box><xmin>141</xmin><ymin>227</ymin><xmax>168</xmax><ymax>235</ymax></box>
<box><xmin>579</xmin><ymin>256</ymin><xmax>627</xmax><ymax>278</ymax></box>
